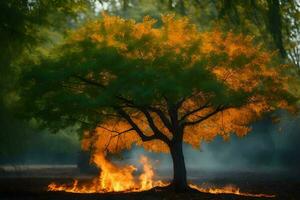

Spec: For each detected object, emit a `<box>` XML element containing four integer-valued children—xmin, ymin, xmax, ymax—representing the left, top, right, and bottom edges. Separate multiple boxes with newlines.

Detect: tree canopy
<box><xmin>2</xmin><ymin>1</ymin><xmax>300</xmax><ymax>160</ymax></box>
<box><xmin>0</xmin><ymin>0</ymin><xmax>96</xmax><ymax>158</ymax></box>
<box><xmin>22</xmin><ymin>14</ymin><xmax>297</xmax><ymax>154</ymax></box>
<box><xmin>93</xmin><ymin>0</ymin><xmax>300</xmax><ymax>68</ymax></box>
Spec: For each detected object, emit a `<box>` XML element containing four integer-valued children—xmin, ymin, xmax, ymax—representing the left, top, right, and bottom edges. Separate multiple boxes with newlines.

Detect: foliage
<box><xmin>0</xmin><ymin>0</ymin><xmax>95</xmax><ymax>158</ymax></box>
<box><xmin>21</xmin><ymin>14</ymin><xmax>298</xmax><ymax>154</ymax></box>
<box><xmin>96</xmin><ymin>0</ymin><xmax>300</xmax><ymax>68</ymax></box>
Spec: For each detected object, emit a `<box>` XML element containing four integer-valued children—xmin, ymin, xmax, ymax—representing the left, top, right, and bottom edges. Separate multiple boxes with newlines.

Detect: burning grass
<box><xmin>190</xmin><ymin>184</ymin><xmax>275</xmax><ymax>198</ymax></box>
<box><xmin>48</xmin><ymin>153</ymin><xmax>275</xmax><ymax>198</ymax></box>
<box><xmin>48</xmin><ymin>153</ymin><xmax>168</xmax><ymax>193</ymax></box>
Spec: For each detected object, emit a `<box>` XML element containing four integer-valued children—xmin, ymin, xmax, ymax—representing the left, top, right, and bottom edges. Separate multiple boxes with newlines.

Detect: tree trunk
<box><xmin>123</xmin><ymin>0</ymin><xmax>128</xmax><ymax>12</ymax></box>
<box><xmin>267</xmin><ymin>0</ymin><xmax>286</xmax><ymax>57</ymax></box>
<box><xmin>169</xmin><ymin>140</ymin><xmax>188</xmax><ymax>192</ymax></box>
<box><xmin>178</xmin><ymin>0</ymin><xmax>186</xmax><ymax>15</ymax></box>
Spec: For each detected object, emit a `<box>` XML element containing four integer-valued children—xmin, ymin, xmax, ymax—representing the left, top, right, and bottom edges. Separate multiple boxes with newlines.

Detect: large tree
<box><xmin>21</xmin><ymin>14</ymin><xmax>297</xmax><ymax>191</ymax></box>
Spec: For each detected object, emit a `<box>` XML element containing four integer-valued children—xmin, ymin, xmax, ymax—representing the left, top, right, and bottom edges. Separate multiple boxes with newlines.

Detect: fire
<box><xmin>48</xmin><ymin>152</ymin><xmax>168</xmax><ymax>193</ymax></box>
<box><xmin>190</xmin><ymin>184</ymin><xmax>276</xmax><ymax>198</ymax></box>
<box><xmin>93</xmin><ymin>152</ymin><xmax>137</xmax><ymax>192</ymax></box>
<box><xmin>48</xmin><ymin>154</ymin><xmax>275</xmax><ymax>198</ymax></box>
<box><xmin>139</xmin><ymin>155</ymin><xmax>155</xmax><ymax>190</ymax></box>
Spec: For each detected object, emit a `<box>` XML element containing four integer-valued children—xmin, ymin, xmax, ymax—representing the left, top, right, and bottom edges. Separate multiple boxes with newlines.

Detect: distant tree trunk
<box><xmin>123</xmin><ymin>0</ymin><xmax>129</xmax><ymax>12</ymax></box>
<box><xmin>219</xmin><ymin>0</ymin><xmax>240</xmax><ymax>25</ymax></box>
<box><xmin>178</xmin><ymin>0</ymin><xmax>186</xmax><ymax>15</ymax></box>
<box><xmin>267</xmin><ymin>0</ymin><xmax>286</xmax><ymax>57</ymax></box>
<box><xmin>169</xmin><ymin>139</ymin><xmax>188</xmax><ymax>192</ymax></box>
<box><xmin>168</xmin><ymin>0</ymin><xmax>173</xmax><ymax>10</ymax></box>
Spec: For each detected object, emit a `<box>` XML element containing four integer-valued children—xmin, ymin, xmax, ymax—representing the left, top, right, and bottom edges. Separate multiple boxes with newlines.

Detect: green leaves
<box><xmin>20</xmin><ymin>14</ymin><xmax>298</xmax><ymax>135</ymax></box>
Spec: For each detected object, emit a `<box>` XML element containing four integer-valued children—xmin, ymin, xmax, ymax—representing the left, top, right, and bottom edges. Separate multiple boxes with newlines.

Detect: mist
<box><xmin>121</xmin><ymin>113</ymin><xmax>300</xmax><ymax>176</ymax></box>
<box><xmin>1</xmin><ymin>113</ymin><xmax>299</xmax><ymax>176</ymax></box>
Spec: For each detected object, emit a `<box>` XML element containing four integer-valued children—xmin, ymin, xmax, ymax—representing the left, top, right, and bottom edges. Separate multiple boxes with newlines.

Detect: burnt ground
<box><xmin>0</xmin><ymin>167</ymin><xmax>299</xmax><ymax>200</ymax></box>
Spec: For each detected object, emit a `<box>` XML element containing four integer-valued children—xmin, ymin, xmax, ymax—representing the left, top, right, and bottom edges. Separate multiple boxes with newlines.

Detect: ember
<box><xmin>190</xmin><ymin>184</ymin><xmax>276</xmax><ymax>198</ymax></box>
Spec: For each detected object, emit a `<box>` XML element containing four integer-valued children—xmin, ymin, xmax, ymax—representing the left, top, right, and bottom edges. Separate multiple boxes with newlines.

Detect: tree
<box><xmin>217</xmin><ymin>0</ymin><xmax>287</xmax><ymax>58</ymax></box>
<box><xmin>21</xmin><ymin>14</ymin><xmax>297</xmax><ymax>191</ymax></box>
<box><xmin>0</xmin><ymin>0</ymin><xmax>93</xmax><ymax>94</ymax></box>
<box><xmin>99</xmin><ymin>0</ymin><xmax>300</xmax><ymax>67</ymax></box>
<box><xmin>0</xmin><ymin>0</ymin><xmax>94</xmax><ymax>160</ymax></box>
<box><xmin>200</xmin><ymin>0</ymin><xmax>300</xmax><ymax>66</ymax></box>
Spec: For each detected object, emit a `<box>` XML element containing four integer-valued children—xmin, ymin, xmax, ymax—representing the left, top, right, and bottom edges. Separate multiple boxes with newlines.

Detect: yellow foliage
<box><xmin>73</xmin><ymin>14</ymin><xmax>294</xmax><ymax>153</ymax></box>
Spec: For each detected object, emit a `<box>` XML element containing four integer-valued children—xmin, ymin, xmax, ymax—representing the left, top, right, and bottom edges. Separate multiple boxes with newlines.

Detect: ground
<box><xmin>0</xmin><ymin>166</ymin><xmax>299</xmax><ymax>199</ymax></box>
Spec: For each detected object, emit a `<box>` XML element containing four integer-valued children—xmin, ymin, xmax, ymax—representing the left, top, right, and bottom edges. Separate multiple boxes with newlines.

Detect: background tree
<box><xmin>0</xmin><ymin>0</ymin><xmax>95</xmax><ymax>161</ymax></box>
<box><xmin>215</xmin><ymin>0</ymin><xmax>300</xmax><ymax>62</ymax></box>
<box><xmin>21</xmin><ymin>15</ymin><xmax>297</xmax><ymax>191</ymax></box>
<box><xmin>96</xmin><ymin>0</ymin><xmax>300</xmax><ymax>68</ymax></box>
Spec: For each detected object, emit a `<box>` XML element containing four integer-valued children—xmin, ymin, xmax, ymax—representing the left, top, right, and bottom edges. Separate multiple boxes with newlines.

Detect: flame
<box><xmin>190</xmin><ymin>184</ymin><xmax>276</xmax><ymax>198</ymax></box>
<box><xmin>139</xmin><ymin>155</ymin><xmax>155</xmax><ymax>190</ymax></box>
<box><xmin>93</xmin><ymin>152</ymin><xmax>137</xmax><ymax>192</ymax></box>
<box><xmin>48</xmin><ymin>153</ymin><xmax>168</xmax><ymax>193</ymax></box>
<box><xmin>48</xmin><ymin>153</ymin><xmax>274</xmax><ymax>198</ymax></box>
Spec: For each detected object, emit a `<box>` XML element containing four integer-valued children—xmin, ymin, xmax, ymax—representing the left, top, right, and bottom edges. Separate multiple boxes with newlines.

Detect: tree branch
<box><xmin>183</xmin><ymin>105</ymin><xmax>225</xmax><ymax>126</ymax></box>
<box><xmin>97</xmin><ymin>125</ymin><xmax>134</xmax><ymax>136</ymax></box>
<box><xmin>73</xmin><ymin>75</ymin><xmax>106</xmax><ymax>88</ymax></box>
<box><xmin>115</xmin><ymin>107</ymin><xmax>156</xmax><ymax>142</ymax></box>
<box><xmin>140</xmin><ymin>108</ymin><xmax>171</xmax><ymax>145</ymax></box>
<box><xmin>74</xmin><ymin>76</ymin><xmax>172</xmax><ymax>143</ymax></box>
<box><xmin>116</xmin><ymin>95</ymin><xmax>173</xmax><ymax>136</ymax></box>
<box><xmin>147</xmin><ymin>107</ymin><xmax>172</xmax><ymax>133</ymax></box>
<box><xmin>180</xmin><ymin>101</ymin><xmax>210</xmax><ymax>122</ymax></box>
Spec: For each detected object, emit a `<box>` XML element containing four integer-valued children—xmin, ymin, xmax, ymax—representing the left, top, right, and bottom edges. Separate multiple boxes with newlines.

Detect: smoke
<box><xmin>1</xmin><ymin>112</ymin><xmax>299</xmax><ymax>176</ymax></box>
<box><xmin>197</xmin><ymin>113</ymin><xmax>300</xmax><ymax>172</ymax></box>
<box><xmin>122</xmin><ymin>113</ymin><xmax>300</xmax><ymax>176</ymax></box>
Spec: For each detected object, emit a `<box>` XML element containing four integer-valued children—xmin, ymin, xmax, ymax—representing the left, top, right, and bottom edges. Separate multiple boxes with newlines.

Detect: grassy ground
<box><xmin>0</xmin><ymin>178</ymin><xmax>276</xmax><ymax>200</ymax></box>
<box><xmin>0</xmin><ymin>167</ymin><xmax>299</xmax><ymax>199</ymax></box>
<box><xmin>0</xmin><ymin>177</ymin><xmax>299</xmax><ymax>200</ymax></box>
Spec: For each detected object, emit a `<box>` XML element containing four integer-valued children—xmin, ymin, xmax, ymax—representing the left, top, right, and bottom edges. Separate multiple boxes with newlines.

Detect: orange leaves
<box><xmin>201</xmin><ymin>32</ymin><xmax>276</xmax><ymax>93</ymax></box>
<box><xmin>212</xmin><ymin>66</ymin><xmax>261</xmax><ymax>92</ymax></box>
<box><xmin>71</xmin><ymin>14</ymin><xmax>295</xmax><ymax>153</ymax></box>
<box><xmin>223</xmin><ymin>34</ymin><xmax>256</xmax><ymax>58</ymax></box>
<box><xmin>162</xmin><ymin>14</ymin><xmax>198</xmax><ymax>49</ymax></box>
<box><xmin>82</xmin><ymin>120</ymin><xmax>139</xmax><ymax>154</ymax></box>
<box><xmin>182</xmin><ymin>96</ymin><xmax>272</xmax><ymax>148</ymax></box>
<box><xmin>81</xmin><ymin>114</ymin><xmax>170</xmax><ymax>154</ymax></box>
<box><xmin>183</xmin><ymin>107</ymin><xmax>253</xmax><ymax>148</ymax></box>
<box><xmin>133</xmin><ymin>16</ymin><xmax>157</xmax><ymax>40</ymax></box>
<box><xmin>138</xmin><ymin>139</ymin><xmax>170</xmax><ymax>153</ymax></box>
<box><xmin>200</xmin><ymin>30</ymin><xmax>224</xmax><ymax>54</ymax></box>
<box><xmin>68</xmin><ymin>14</ymin><xmax>204</xmax><ymax>61</ymax></box>
<box><xmin>90</xmin><ymin>33</ymin><xmax>103</xmax><ymax>43</ymax></box>
<box><xmin>199</xmin><ymin>31</ymin><xmax>256</xmax><ymax>58</ymax></box>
